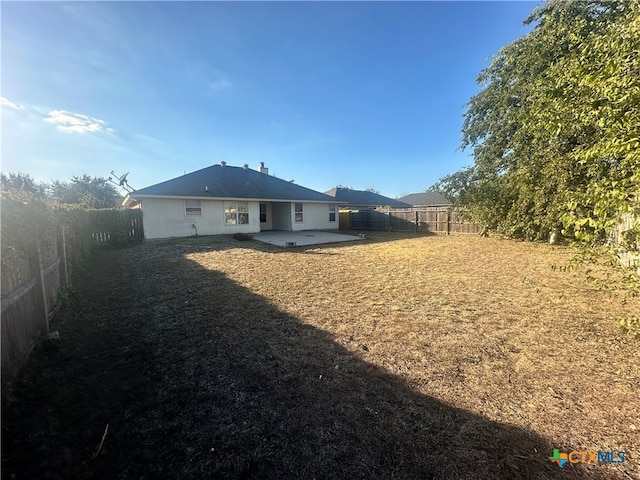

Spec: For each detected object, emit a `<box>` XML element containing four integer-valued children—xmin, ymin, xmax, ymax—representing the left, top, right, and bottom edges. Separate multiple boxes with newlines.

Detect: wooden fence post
<box><xmin>35</xmin><ymin>241</ymin><xmax>50</xmax><ymax>332</ymax></box>
<box><xmin>61</xmin><ymin>224</ymin><xmax>70</xmax><ymax>290</ymax></box>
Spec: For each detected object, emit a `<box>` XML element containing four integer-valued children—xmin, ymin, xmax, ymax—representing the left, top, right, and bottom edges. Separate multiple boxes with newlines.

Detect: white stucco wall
<box><xmin>139</xmin><ymin>198</ymin><xmax>339</xmax><ymax>239</ymax></box>
<box><xmin>291</xmin><ymin>202</ymin><xmax>339</xmax><ymax>231</ymax></box>
<box><xmin>140</xmin><ymin>198</ymin><xmax>260</xmax><ymax>239</ymax></box>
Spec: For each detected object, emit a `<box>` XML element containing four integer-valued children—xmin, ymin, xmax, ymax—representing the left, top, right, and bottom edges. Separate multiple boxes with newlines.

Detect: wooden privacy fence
<box><xmin>339</xmin><ymin>211</ymin><xmax>351</xmax><ymax>230</ymax></box>
<box><xmin>1</xmin><ymin>226</ymin><xmax>64</xmax><ymax>382</ymax></box>
<box><xmin>90</xmin><ymin>209</ymin><xmax>144</xmax><ymax>247</ymax></box>
<box><xmin>1</xmin><ymin>195</ymin><xmax>144</xmax><ymax>385</ymax></box>
<box><xmin>344</xmin><ymin>207</ymin><xmax>482</xmax><ymax>235</ymax></box>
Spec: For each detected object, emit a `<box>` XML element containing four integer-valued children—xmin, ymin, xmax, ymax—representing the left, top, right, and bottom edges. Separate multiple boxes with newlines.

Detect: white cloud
<box><xmin>185</xmin><ymin>62</ymin><xmax>234</xmax><ymax>92</ymax></box>
<box><xmin>209</xmin><ymin>78</ymin><xmax>232</xmax><ymax>91</ymax></box>
<box><xmin>44</xmin><ymin>110</ymin><xmax>106</xmax><ymax>134</ymax></box>
<box><xmin>1</xmin><ymin>97</ymin><xmax>22</xmax><ymax>110</ymax></box>
<box><xmin>206</xmin><ymin>67</ymin><xmax>232</xmax><ymax>91</ymax></box>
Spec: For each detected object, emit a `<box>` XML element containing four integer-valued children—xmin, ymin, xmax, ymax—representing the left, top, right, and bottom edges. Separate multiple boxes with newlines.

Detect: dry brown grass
<box><xmin>188</xmin><ymin>232</ymin><xmax>639</xmax><ymax>477</ymax></box>
<box><xmin>3</xmin><ymin>232</ymin><xmax>638</xmax><ymax>479</ymax></box>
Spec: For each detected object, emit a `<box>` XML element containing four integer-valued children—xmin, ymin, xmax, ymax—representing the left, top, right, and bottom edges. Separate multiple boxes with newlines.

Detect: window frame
<box><xmin>260</xmin><ymin>203</ymin><xmax>267</xmax><ymax>223</ymax></box>
<box><xmin>294</xmin><ymin>203</ymin><xmax>303</xmax><ymax>223</ymax></box>
<box><xmin>224</xmin><ymin>201</ymin><xmax>249</xmax><ymax>225</ymax></box>
<box><xmin>185</xmin><ymin>199</ymin><xmax>202</xmax><ymax>216</ymax></box>
<box><xmin>329</xmin><ymin>204</ymin><xmax>336</xmax><ymax>222</ymax></box>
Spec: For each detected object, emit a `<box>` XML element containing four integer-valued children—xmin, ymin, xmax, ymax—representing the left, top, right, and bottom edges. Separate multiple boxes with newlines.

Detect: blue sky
<box><xmin>1</xmin><ymin>1</ymin><xmax>537</xmax><ymax>198</ymax></box>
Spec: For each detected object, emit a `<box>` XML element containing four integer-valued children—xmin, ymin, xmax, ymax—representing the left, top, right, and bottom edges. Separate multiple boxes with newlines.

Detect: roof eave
<box><xmin>130</xmin><ymin>193</ymin><xmax>341</xmax><ymax>204</ymax></box>
<box><xmin>122</xmin><ymin>194</ymin><xmax>140</xmax><ymax>208</ymax></box>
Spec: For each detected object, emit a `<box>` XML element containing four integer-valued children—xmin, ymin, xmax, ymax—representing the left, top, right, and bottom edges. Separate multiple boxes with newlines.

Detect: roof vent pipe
<box><xmin>221</xmin><ymin>161</ymin><xmax>226</xmax><ymax>167</ymax></box>
<box><xmin>243</xmin><ymin>164</ymin><xmax>249</xmax><ymax>169</ymax></box>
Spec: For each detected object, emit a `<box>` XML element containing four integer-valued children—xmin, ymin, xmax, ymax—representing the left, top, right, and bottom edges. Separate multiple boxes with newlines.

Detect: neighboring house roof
<box><xmin>324</xmin><ymin>187</ymin><xmax>411</xmax><ymax>208</ymax></box>
<box><xmin>398</xmin><ymin>191</ymin><xmax>452</xmax><ymax>206</ymax></box>
<box><xmin>125</xmin><ymin>164</ymin><xmax>340</xmax><ymax>205</ymax></box>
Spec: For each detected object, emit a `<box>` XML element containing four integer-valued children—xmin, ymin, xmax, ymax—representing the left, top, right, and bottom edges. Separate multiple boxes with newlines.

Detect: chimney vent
<box><xmin>220</xmin><ymin>161</ymin><xmax>226</xmax><ymax>167</ymax></box>
<box><xmin>258</xmin><ymin>162</ymin><xmax>269</xmax><ymax>175</ymax></box>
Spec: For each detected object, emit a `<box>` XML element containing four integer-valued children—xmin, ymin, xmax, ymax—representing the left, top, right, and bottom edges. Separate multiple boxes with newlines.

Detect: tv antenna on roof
<box><xmin>109</xmin><ymin>170</ymin><xmax>134</xmax><ymax>192</ymax></box>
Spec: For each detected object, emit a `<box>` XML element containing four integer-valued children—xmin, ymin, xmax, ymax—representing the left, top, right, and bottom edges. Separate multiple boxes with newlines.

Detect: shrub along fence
<box><xmin>1</xmin><ymin>191</ymin><xmax>143</xmax><ymax>385</ymax></box>
<box><xmin>343</xmin><ymin>207</ymin><xmax>482</xmax><ymax>235</ymax></box>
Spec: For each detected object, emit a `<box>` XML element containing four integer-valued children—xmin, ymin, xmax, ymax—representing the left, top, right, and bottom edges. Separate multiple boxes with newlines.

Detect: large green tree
<box><xmin>428</xmin><ymin>167</ymin><xmax>476</xmax><ymax>203</ymax></box>
<box><xmin>50</xmin><ymin>174</ymin><xmax>122</xmax><ymax>209</ymax></box>
<box><xmin>0</xmin><ymin>172</ymin><xmax>47</xmax><ymax>197</ymax></box>
<box><xmin>444</xmin><ymin>0</ymin><xmax>639</xmax><ymax>253</ymax></box>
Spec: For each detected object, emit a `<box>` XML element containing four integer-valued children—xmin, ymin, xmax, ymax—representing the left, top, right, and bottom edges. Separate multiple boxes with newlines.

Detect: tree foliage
<box><xmin>439</xmin><ymin>0</ymin><xmax>639</xmax><ymax>257</ymax></box>
<box><xmin>1</xmin><ymin>171</ymin><xmax>124</xmax><ymax>209</ymax></box>
<box><xmin>49</xmin><ymin>174</ymin><xmax>122</xmax><ymax>209</ymax></box>
<box><xmin>428</xmin><ymin>167</ymin><xmax>476</xmax><ymax>203</ymax></box>
<box><xmin>1</xmin><ymin>172</ymin><xmax>47</xmax><ymax>197</ymax></box>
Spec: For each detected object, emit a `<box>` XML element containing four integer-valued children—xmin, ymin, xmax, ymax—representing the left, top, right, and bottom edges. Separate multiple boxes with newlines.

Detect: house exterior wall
<box><xmin>291</xmin><ymin>202</ymin><xmax>339</xmax><ymax>231</ymax></box>
<box><xmin>139</xmin><ymin>198</ymin><xmax>339</xmax><ymax>239</ymax></box>
<box><xmin>140</xmin><ymin>198</ymin><xmax>260</xmax><ymax>239</ymax></box>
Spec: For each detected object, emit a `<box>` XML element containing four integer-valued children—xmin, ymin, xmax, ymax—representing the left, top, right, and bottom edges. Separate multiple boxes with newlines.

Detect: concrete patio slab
<box><xmin>253</xmin><ymin>231</ymin><xmax>364</xmax><ymax>247</ymax></box>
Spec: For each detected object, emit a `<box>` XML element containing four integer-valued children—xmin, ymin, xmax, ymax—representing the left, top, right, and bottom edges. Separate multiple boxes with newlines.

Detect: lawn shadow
<box><xmin>2</xmin><ymin>247</ymin><xmax>613</xmax><ymax>479</ymax></box>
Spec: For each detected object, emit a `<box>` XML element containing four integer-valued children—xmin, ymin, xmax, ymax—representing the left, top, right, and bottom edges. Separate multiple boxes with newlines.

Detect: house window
<box><xmin>294</xmin><ymin>203</ymin><xmax>303</xmax><ymax>223</ymax></box>
<box><xmin>225</xmin><ymin>201</ymin><xmax>249</xmax><ymax>225</ymax></box>
<box><xmin>185</xmin><ymin>199</ymin><xmax>202</xmax><ymax>216</ymax></box>
<box><xmin>260</xmin><ymin>203</ymin><xmax>267</xmax><ymax>223</ymax></box>
<box><xmin>329</xmin><ymin>204</ymin><xmax>336</xmax><ymax>222</ymax></box>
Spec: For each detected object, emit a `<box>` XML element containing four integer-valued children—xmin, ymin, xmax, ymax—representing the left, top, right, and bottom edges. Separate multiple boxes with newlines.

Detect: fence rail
<box><xmin>341</xmin><ymin>207</ymin><xmax>482</xmax><ymax>235</ymax></box>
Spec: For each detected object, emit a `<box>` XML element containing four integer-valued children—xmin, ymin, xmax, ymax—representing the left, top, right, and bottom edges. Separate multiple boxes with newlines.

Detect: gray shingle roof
<box><xmin>324</xmin><ymin>188</ymin><xmax>411</xmax><ymax>208</ymax></box>
<box><xmin>398</xmin><ymin>191</ymin><xmax>452</xmax><ymax>206</ymax></box>
<box><xmin>131</xmin><ymin>164</ymin><xmax>338</xmax><ymax>202</ymax></box>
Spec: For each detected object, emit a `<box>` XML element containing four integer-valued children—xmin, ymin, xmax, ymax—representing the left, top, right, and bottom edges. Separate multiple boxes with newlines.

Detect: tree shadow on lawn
<box><xmin>2</xmin><ymin>248</ymin><xmax>611</xmax><ymax>479</ymax></box>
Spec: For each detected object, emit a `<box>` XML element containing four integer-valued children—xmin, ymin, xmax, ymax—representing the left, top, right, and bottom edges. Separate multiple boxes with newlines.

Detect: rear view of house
<box><xmin>124</xmin><ymin>163</ymin><xmax>341</xmax><ymax>239</ymax></box>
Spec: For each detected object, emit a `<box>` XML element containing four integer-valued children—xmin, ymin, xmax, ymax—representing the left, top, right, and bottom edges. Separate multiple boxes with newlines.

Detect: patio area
<box><xmin>253</xmin><ymin>230</ymin><xmax>364</xmax><ymax>247</ymax></box>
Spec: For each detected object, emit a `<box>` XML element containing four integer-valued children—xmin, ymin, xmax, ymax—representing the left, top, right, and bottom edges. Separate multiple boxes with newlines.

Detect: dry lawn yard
<box><xmin>2</xmin><ymin>232</ymin><xmax>639</xmax><ymax>479</ymax></box>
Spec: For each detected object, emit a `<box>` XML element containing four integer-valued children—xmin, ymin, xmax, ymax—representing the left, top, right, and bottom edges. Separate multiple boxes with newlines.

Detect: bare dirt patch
<box><xmin>2</xmin><ymin>232</ymin><xmax>638</xmax><ymax>479</ymax></box>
